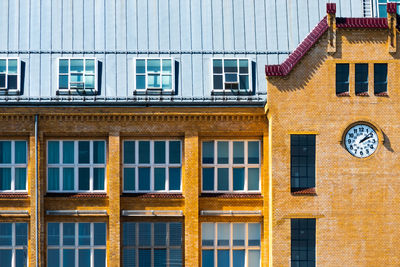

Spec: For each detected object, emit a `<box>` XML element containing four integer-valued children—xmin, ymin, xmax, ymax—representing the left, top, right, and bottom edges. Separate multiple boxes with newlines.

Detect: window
<box><xmin>0</xmin><ymin>141</ymin><xmax>27</xmax><ymax>192</ymax></box>
<box><xmin>47</xmin><ymin>222</ymin><xmax>106</xmax><ymax>267</ymax></box>
<box><xmin>0</xmin><ymin>223</ymin><xmax>28</xmax><ymax>267</ymax></box>
<box><xmin>290</xmin><ymin>135</ymin><xmax>315</xmax><ymax>192</ymax></box>
<box><xmin>123</xmin><ymin>140</ymin><xmax>182</xmax><ymax>192</ymax></box>
<box><xmin>122</xmin><ymin>222</ymin><xmax>182</xmax><ymax>267</ymax></box>
<box><xmin>0</xmin><ymin>58</ymin><xmax>20</xmax><ymax>93</ymax></box>
<box><xmin>202</xmin><ymin>141</ymin><xmax>260</xmax><ymax>192</ymax></box>
<box><xmin>58</xmin><ymin>58</ymin><xmax>97</xmax><ymax>94</ymax></box>
<box><xmin>355</xmin><ymin>63</ymin><xmax>369</xmax><ymax>95</ymax></box>
<box><xmin>374</xmin><ymin>63</ymin><xmax>388</xmax><ymax>94</ymax></box>
<box><xmin>47</xmin><ymin>140</ymin><xmax>106</xmax><ymax>192</ymax></box>
<box><xmin>212</xmin><ymin>59</ymin><xmax>251</xmax><ymax>93</ymax></box>
<box><xmin>377</xmin><ymin>0</ymin><xmax>400</xmax><ymax>17</ymax></box>
<box><xmin>135</xmin><ymin>58</ymin><xmax>174</xmax><ymax>92</ymax></box>
<box><xmin>336</xmin><ymin>64</ymin><xmax>349</xmax><ymax>95</ymax></box>
<box><xmin>201</xmin><ymin>223</ymin><xmax>261</xmax><ymax>267</ymax></box>
<box><xmin>291</xmin><ymin>219</ymin><xmax>315</xmax><ymax>267</ymax></box>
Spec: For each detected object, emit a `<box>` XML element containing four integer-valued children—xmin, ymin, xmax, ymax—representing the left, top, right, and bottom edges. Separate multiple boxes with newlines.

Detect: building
<box><xmin>0</xmin><ymin>0</ymin><xmax>378</xmax><ymax>266</ymax></box>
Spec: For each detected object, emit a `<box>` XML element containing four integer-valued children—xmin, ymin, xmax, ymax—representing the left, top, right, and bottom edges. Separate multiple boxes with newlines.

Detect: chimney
<box><xmin>387</xmin><ymin>3</ymin><xmax>397</xmax><ymax>53</ymax></box>
<box><xmin>327</xmin><ymin>3</ymin><xmax>337</xmax><ymax>54</ymax></box>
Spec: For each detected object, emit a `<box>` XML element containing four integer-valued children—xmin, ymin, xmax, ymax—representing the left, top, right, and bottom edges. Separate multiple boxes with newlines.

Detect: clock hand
<box><xmin>359</xmin><ymin>133</ymin><xmax>373</xmax><ymax>143</ymax></box>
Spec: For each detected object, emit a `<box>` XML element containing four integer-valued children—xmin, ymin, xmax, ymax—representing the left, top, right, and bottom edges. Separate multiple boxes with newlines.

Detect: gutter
<box><xmin>34</xmin><ymin>114</ymin><xmax>38</xmax><ymax>267</ymax></box>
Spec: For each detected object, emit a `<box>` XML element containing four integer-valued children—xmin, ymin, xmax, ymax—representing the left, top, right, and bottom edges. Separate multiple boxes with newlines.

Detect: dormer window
<box><xmin>0</xmin><ymin>58</ymin><xmax>20</xmax><ymax>94</ymax></box>
<box><xmin>134</xmin><ymin>58</ymin><xmax>174</xmax><ymax>93</ymax></box>
<box><xmin>58</xmin><ymin>58</ymin><xmax>97</xmax><ymax>95</ymax></box>
<box><xmin>212</xmin><ymin>59</ymin><xmax>251</xmax><ymax>94</ymax></box>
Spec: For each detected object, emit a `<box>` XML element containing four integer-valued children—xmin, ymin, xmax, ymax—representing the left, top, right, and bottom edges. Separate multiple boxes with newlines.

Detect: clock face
<box><xmin>344</xmin><ymin>124</ymin><xmax>378</xmax><ymax>158</ymax></box>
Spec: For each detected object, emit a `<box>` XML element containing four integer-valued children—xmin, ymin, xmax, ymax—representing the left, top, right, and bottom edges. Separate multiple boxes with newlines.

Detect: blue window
<box><xmin>336</xmin><ymin>64</ymin><xmax>349</xmax><ymax>95</ymax></box>
<box><xmin>212</xmin><ymin>59</ymin><xmax>251</xmax><ymax>93</ymax></box>
<box><xmin>123</xmin><ymin>222</ymin><xmax>182</xmax><ymax>267</ymax></box>
<box><xmin>377</xmin><ymin>0</ymin><xmax>400</xmax><ymax>17</ymax></box>
<box><xmin>0</xmin><ymin>141</ymin><xmax>27</xmax><ymax>192</ymax></box>
<box><xmin>291</xmin><ymin>219</ymin><xmax>316</xmax><ymax>267</ymax></box>
<box><xmin>135</xmin><ymin>58</ymin><xmax>174</xmax><ymax>92</ymax></box>
<box><xmin>58</xmin><ymin>58</ymin><xmax>97</xmax><ymax>94</ymax></box>
<box><xmin>374</xmin><ymin>63</ymin><xmax>388</xmax><ymax>94</ymax></box>
<box><xmin>123</xmin><ymin>140</ymin><xmax>182</xmax><ymax>192</ymax></box>
<box><xmin>355</xmin><ymin>63</ymin><xmax>369</xmax><ymax>95</ymax></box>
<box><xmin>291</xmin><ymin>135</ymin><xmax>316</xmax><ymax>192</ymax></box>
<box><xmin>0</xmin><ymin>223</ymin><xmax>28</xmax><ymax>267</ymax></box>
<box><xmin>0</xmin><ymin>58</ymin><xmax>19</xmax><ymax>92</ymax></box>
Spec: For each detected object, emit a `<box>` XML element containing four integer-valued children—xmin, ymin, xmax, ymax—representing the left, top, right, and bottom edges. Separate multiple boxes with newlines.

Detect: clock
<box><xmin>344</xmin><ymin>124</ymin><xmax>378</xmax><ymax>158</ymax></box>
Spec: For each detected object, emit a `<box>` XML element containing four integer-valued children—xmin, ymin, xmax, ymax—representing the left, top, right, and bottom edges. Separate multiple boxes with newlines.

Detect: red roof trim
<box><xmin>336</xmin><ymin>18</ymin><xmax>388</xmax><ymax>28</ymax></box>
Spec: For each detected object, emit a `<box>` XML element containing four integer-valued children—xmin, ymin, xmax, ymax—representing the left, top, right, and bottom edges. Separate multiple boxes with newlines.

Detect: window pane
<box><xmin>225</xmin><ymin>73</ymin><xmax>238</xmax><ymax>83</ymax></box>
<box><xmin>15</xmin><ymin>141</ymin><xmax>26</xmax><ymax>164</ymax></box>
<box><xmin>15</xmin><ymin>168</ymin><xmax>27</xmax><ymax>190</ymax></box>
<box><xmin>71</xmin><ymin>74</ymin><xmax>84</xmax><ymax>89</ymax></box>
<box><xmin>169</xmin><ymin>223</ymin><xmax>182</xmax><ymax>246</ymax></box>
<box><xmin>62</xmin><ymin>141</ymin><xmax>74</xmax><ymax>164</ymax></box>
<box><xmin>62</xmin><ymin>223</ymin><xmax>75</xmax><ymax>246</ymax></box>
<box><xmin>79</xmin><ymin>223</ymin><xmax>90</xmax><ymax>245</ymax></box>
<box><xmin>162</xmin><ymin>75</ymin><xmax>172</xmax><ymax>89</ymax></box>
<box><xmin>169</xmin><ymin>168</ymin><xmax>181</xmax><ymax>190</ymax></box>
<box><xmin>48</xmin><ymin>168</ymin><xmax>60</xmax><ymax>190</ymax></box>
<box><xmin>248</xmin><ymin>250</ymin><xmax>261</xmax><ymax>267</ymax></box>
<box><xmin>202</xmin><ymin>223</ymin><xmax>214</xmax><ymax>246</ymax></box>
<box><xmin>7</xmin><ymin>75</ymin><xmax>17</xmax><ymax>89</ymax></box>
<box><xmin>217</xmin><ymin>168</ymin><xmax>229</xmax><ymax>191</ymax></box>
<box><xmin>162</xmin><ymin>59</ymin><xmax>172</xmax><ymax>73</ymax></box>
<box><xmin>0</xmin><ymin>224</ymin><xmax>12</xmax><ymax>246</ymax></box>
<box><xmin>63</xmin><ymin>168</ymin><xmax>74</xmax><ymax>190</ymax></box>
<box><xmin>123</xmin><ymin>223</ymin><xmax>136</xmax><ymax>246</ymax></box>
<box><xmin>85</xmin><ymin>59</ymin><xmax>95</xmax><ymax>74</ymax></box>
<box><xmin>8</xmin><ymin>59</ymin><xmax>18</xmax><ymax>74</ymax></box>
<box><xmin>79</xmin><ymin>249</ymin><xmax>90</xmax><ymax>266</ymax></box>
<box><xmin>0</xmin><ymin>74</ymin><xmax>5</xmax><ymax>88</ymax></box>
<box><xmin>213</xmin><ymin>59</ymin><xmax>222</xmax><ymax>73</ymax></box>
<box><xmin>139</xmin><ymin>141</ymin><xmax>150</xmax><ymax>164</ymax></box>
<box><xmin>0</xmin><ymin>60</ymin><xmax>6</xmax><ymax>72</ymax></box>
<box><xmin>233</xmin><ymin>142</ymin><xmax>244</xmax><ymax>163</ymax></box>
<box><xmin>138</xmin><ymin>168</ymin><xmax>150</xmax><ymax>190</ymax></box>
<box><xmin>15</xmin><ymin>223</ymin><xmax>27</xmax><ymax>246</ymax></box>
<box><xmin>123</xmin><ymin>248</ymin><xmax>136</xmax><ymax>267</ymax></box>
<box><xmin>239</xmin><ymin>75</ymin><xmax>249</xmax><ymax>90</ymax></box>
<box><xmin>154</xmin><ymin>223</ymin><xmax>166</xmax><ymax>246</ymax></box>
<box><xmin>136</xmin><ymin>59</ymin><xmax>146</xmax><ymax>73</ymax></box>
<box><xmin>59</xmin><ymin>75</ymin><xmax>68</xmax><ymax>89</ymax></box>
<box><xmin>93</xmin><ymin>168</ymin><xmax>105</xmax><ymax>190</ymax></box>
<box><xmin>154</xmin><ymin>168</ymin><xmax>166</xmax><ymax>190</ymax></box>
<box><xmin>248</xmin><ymin>168</ymin><xmax>260</xmax><ymax>191</ymax></box>
<box><xmin>136</xmin><ymin>75</ymin><xmax>146</xmax><ymax>89</ymax></box>
<box><xmin>139</xmin><ymin>249</ymin><xmax>151</xmax><ymax>267</ymax></box>
<box><xmin>154</xmin><ymin>249</ymin><xmax>167</xmax><ymax>267</ymax></box>
<box><xmin>224</xmin><ymin>59</ymin><xmax>237</xmax><ymax>72</ymax></box>
<box><xmin>217</xmin><ymin>141</ymin><xmax>229</xmax><ymax>164</ymax></box>
<box><xmin>48</xmin><ymin>141</ymin><xmax>59</xmax><ymax>164</ymax></box>
<box><xmin>63</xmin><ymin>249</ymin><xmax>75</xmax><ymax>267</ymax></box>
<box><xmin>48</xmin><ymin>249</ymin><xmax>60</xmax><ymax>267</ymax></box>
<box><xmin>169</xmin><ymin>249</ymin><xmax>182</xmax><ymax>267</ymax></box>
<box><xmin>15</xmin><ymin>249</ymin><xmax>26</xmax><ymax>267</ymax></box>
<box><xmin>374</xmin><ymin>63</ymin><xmax>387</xmax><ymax>94</ymax></box>
<box><xmin>94</xmin><ymin>223</ymin><xmax>106</xmax><ymax>246</ymax></box>
<box><xmin>0</xmin><ymin>250</ymin><xmax>12</xmax><ymax>267</ymax></box>
<box><xmin>336</xmin><ymin>63</ymin><xmax>349</xmax><ymax>94</ymax></box>
<box><xmin>93</xmin><ymin>141</ymin><xmax>105</xmax><ymax>164</ymax></box>
<box><xmin>202</xmin><ymin>141</ymin><xmax>214</xmax><ymax>164</ymax></box>
<box><xmin>202</xmin><ymin>168</ymin><xmax>214</xmax><ymax>191</ymax></box>
<box><xmin>217</xmin><ymin>250</ymin><xmax>230</xmax><ymax>267</ymax></box>
<box><xmin>239</xmin><ymin>59</ymin><xmax>248</xmax><ymax>73</ymax></box>
<box><xmin>233</xmin><ymin>223</ymin><xmax>245</xmax><ymax>246</ymax></box>
<box><xmin>233</xmin><ymin>250</ymin><xmax>245</xmax><ymax>267</ymax></box>
<box><xmin>70</xmin><ymin>59</ymin><xmax>84</xmax><ymax>72</ymax></box>
<box><xmin>248</xmin><ymin>141</ymin><xmax>259</xmax><ymax>164</ymax></box>
<box><xmin>148</xmin><ymin>73</ymin><xmax>161</xmax><ymax>86</ymax></box>
<box><xmin>124</xmin><ymin>168</ymin><xmax>135</xmax><ymax>191</ymax></box>
<box><xmin>85</xmin><ymin>75</ymin><xmax>95</xmax><ymax>89</ymax></box>
<box><xmin>78</xmin><ymin>141</ymin><xmax>90</xmax><ymax>164</ymax></box>
<box><xmin>248</xmin><ymin>223</ymin><xmax>261</xmax><ymax>246</ymax></box>
<box><xmin>213</xmin><ymin>75</ymin><xmax>223</xmax><ymax>89</ymax></box>
<box><xmin>94</xmin><ymin>249</ymin><xmax>106</xmax><ymax>267</ymax></box>
<box><xmin>78</xmin><ymin>168</ymin><xmax>90</xmax><ymax>190</ymax></box>
<box><xmin>217</xmin><ymin>223</ymin><xmax>230</xmax><ymax>246</ymax></box>
<box><xmin>0</xmin><ymin>141</ymin><xmax>11</xmax><ymax>164</ymax></box>
<box><xmin>233</xmin><ymin>168</ymin><xmax>245</xmax><ymax>191</ymax></box>
<box><xmin>154</xmin><ymin>141</ymin><xmax>166</xmax><ymax>164</ymax></box>
<box><xmin>59</xmin><ymin>59</ymin><xmax>69</xmax><ymax>73</ymax></box>
<box><xmin>0</xmin><ymin>168</ymin><xmax>11</xmax><ymax>190</ymax></box>
<box><xmin>355</xmin><ymin>63</ymin><xmax>368</xmax><ymax>94</ymax></box>
<box><xmin>169</xmin><ymin>141</ymin><xmax>181</xmax><ymax>164</ymax></box>
<box><xmin>202</xmin><ymin>250</ymin><xmax>214</xmax><ymax>267</ymax></box>
<box><xmin>139</xmin><ymin>223</ymin><xmax>151</xmax><ymax>246</ymax></box>
<box><xmin>48</xmin><ymin>223</ymin><xmax>60</xmax><ymax>246</ymax></box>
<box><xmin>124</xmin><ymin>141</ymin><xmax>135</xmax><ymax>164</ymax></box>
<box><xmin>147</xmin><ymin>59</ymin><xmax>161</xmax><ymax>72</ymax></box>
<box><xmin>379</xmin><ymin>4</ymin><xmax>387</xmax><ymax>17</ymax></box>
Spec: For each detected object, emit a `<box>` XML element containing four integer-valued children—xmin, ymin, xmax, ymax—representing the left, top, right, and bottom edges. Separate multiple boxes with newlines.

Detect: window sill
<box><xmin>211</xmin><ymin>90</ymin><xmax>253</xmax><ymax>96</ymax></box>
<box><xmin>133</xmin><ymin>89</ymin><xmax>175</xmax><ymax>95</ymax></box>
<box><xmin>375</xmin><ymin>92</ymin><xmax>388</xmax><ymax>97</ymax></box>
<box><xmin>291</xmin><ymin>188</ymin><xmax>317</xmax><ymax>196</ymax></box>
<box><xmin>355</xmin><ymin>92</ymin><xmax>369</xmax><ymax>96</ymax></box>
<box><xmin>0</xmin><ymin>89</ymin><xmax>21</xmax><ymax>95</ymax></box>
<box><xmin>0</xmin><ymin>193</ymin><xmax>29</xmax><ymax>198</ymax></box>
<box><xmin>200</xmin><ymin>193</ymin><xmax>262</xmax><ymax>198</ymax></box>
<box><xmin>45</xmin><ymin>193</ymin><xmax>107</xmax><ymax>198</ymax></box>
<box><xmin>56</xmin><ymin>89</ymin><xmax>98</xmax><ymax>96</ymax></box>
<box><xmin>336</xmin><ymin>92</ymin><xmax>349</xmax><ymax>97</ymax></box>
<box><xmin>121</xmin><ymin>193</ymin><xmax>183</xmax><ymax>198</ymax></box>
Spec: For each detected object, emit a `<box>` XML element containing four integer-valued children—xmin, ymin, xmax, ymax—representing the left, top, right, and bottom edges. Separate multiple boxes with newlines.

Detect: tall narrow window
<box><xmin>336</xmin><ymin>64</ymin><xmax>349</xmax><ymax>95</ymax></box>
<box><xmin>0</xmin><ymin>58</ymin><xmax>20</xmax><ymax>93</ymax></box>
<box><xmin>58</xmin><ymin>58</ymin><xmax>97</xmax><ymax>94</ymax></box>
<box><xmin>377</xmin><ymin>0</ymin><xmax>400</xmax><ymax>17</ymax></box>
<box><xmin>0</xmin><ymin>223</ymin><xmax>28</xmax><ymax>267</ymax></box>
<box><xmin>355</xmin><ymin>63</ymin><xmax>369</xmax><ymax>95</ymax></box>
<box><xmin>374</xmin><ymin>63</ymin><xmax>388</xmax><ymax>95</ymax></box>
<box><xmin>212</xmin><ymin>59</ymin><xmax>251</xmax><ymax>93</ymax></box>
<box><xmin>0</xmin><ymin>141</ymin><xmax>27</xmax><ymax>192</ymax></box>
<box><xmin>291</xmin><ymin>219</ymin><xmax>315</xmax><ymax>267</ymax></box>
<box><xmin>135</xmin><ymin>58</ymin><xmax>174</xmax><ymax>92</ymax></box>
<box><xmin>290</xmin><ymin>135</ymin><xmax>315</xmax><ymax>193</ymax></box>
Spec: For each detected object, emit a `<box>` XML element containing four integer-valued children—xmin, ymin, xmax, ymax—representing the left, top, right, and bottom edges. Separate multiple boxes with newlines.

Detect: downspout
<box><xmin>35</xmin><ymin>114</ymin><xmax>38</xmax><ymax>267</ymax></box>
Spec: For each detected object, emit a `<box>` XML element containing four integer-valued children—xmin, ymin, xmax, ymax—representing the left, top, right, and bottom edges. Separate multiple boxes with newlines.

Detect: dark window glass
<box><xmin>78</xmin><ymin>141</ymin><xmax>90</xmax><ymax>164</ymax></box>
<box><xmin>291</xmin><ymin>219</ymin><xmax>316</xmax><ymax>267</ymax></box>
<box><xmin>124</xmin><ymin>141</ymin><xmax>135</xmax><ymax>164</ymax></box>
<box><xmin>355</xmin><ymin>63</ymin><xmax>368</xmax><ymax>94</ymax></box>
<box><xmin>7</xmin><ymin>75</ymin><xmax>17</xmax><ymax>89</ymax></box>
<box><xmin>336</xmin><ymin>64</ymin><xmax>349</xmax><ymax>94</ymax></box>
<box><xmin>291</xmin><ymin>135</ymin><xmax>315</xmax><ymax>192</ymax></box>
<box><xmin>374</xmin><ymin>63</ymin><xmax>387</xmax><ymax>94</ymax></box>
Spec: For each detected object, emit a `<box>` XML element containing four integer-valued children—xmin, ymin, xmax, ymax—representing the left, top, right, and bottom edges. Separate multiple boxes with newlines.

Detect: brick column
<box><xmin>108</xmin><ymin>133</ymin><xmax>121</xmax><ymax>266</ymax></box>
<box><xmin>262</xmin><ymin>131</ymin><xmax>270</xmax><ymax>267</ymax></box>
<box><xmin>183</xmin><ymin>131</ymin><xmax>200</xmax><ymax>266</ymax></box>
<box><xmin>29</xmin><ymin>133</ymin><xmax>38</xmax><ymax>266</ymax></box>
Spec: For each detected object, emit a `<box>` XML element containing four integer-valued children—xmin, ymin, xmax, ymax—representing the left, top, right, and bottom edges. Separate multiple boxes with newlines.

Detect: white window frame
<box><xmin>0</xmin><ymin>140</ymin><xmax>28</xmax><ymax>192</ymax></box>
<box><xmin>201</xmin><ymin>223</ymin><xmax>261</xmax><ymax>267</ymax></box>
<box><xmin>0</xmin><ymin>223</ymin><xmax>28</xmax><ymax>267</ymax></box>
<box><xmin>211</xmin><ymin>58</ymin><xmax>252</xmax><ymax>94</ymax></box>
<box><xmin>0</xmin><ymin>58</ymin><xmax>21</xmax><ymax>94</ymax></box>
<box><xmin>47</xmin><ymin>222</ymin><xmax>107</xmax><ymax>267</ymax></box>
<box><xmin>123</xmin><ymin>140</ymin><xmax>182</xmax><ymax>193</ymax></box>
<box><xmin>47</xmin><ymin>140</ymin><xmax>107</xmax><ymax>193</ymax></box>
<box><xmin>122</xmin><ymin>222</ymin><xmax>183</xmax><ymax>267</ymax></box>
<box><xmin>376</xmin><ymin>0</ymin><xmax>400</xmax><ymax>17</ymax></box>
<box><xmin>201</xmin><ymin>140</ymin><xmax>261</xmax><ymax>193</ymax></box>
<box><xmin>57</xmin><ymin>57</ymin><xmax>98</xmax><ymax>95</ymax></box>
<box><xmin>134</xmin><ymin>58</ymin><xmax>175</xmax><ymax>94</ymax></box>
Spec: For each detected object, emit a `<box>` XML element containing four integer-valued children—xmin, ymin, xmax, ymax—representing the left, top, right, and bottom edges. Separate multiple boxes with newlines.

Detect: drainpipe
<box><xmin>34</xmin><ymin>114</ymin><xmax>38</xmax><ymax>267</ymax></box>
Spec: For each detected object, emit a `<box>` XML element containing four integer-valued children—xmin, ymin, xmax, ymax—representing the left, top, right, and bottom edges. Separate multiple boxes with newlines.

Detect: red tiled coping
<box><xmin>121</xmin><ymin>193</ymin><xmax>183</xmax><ymax>198</ymax></box>
<box><xmin>336</xmin><ymin>92</ymin><xmax>350</xmax><ymax>97</ymax></box>
<box><xmin>200</xmin><ymin>193</ymin><xmax>262</xmax><ymax>198</ymax></box>
<box><xmin>336</xmin><ymin>18</ymin><xmax>388</xmax><ymax>28</ymax></box>
<box><xmin>326</xmin><ymin>3</ymin><xmax>336</xmax><ymax>14</ymax></box>
<box><xmin>291</xmin><ymin>188</ymin><xmax>317</xmax><ymax>196</ymax></box>
<box><xmin>45</xmin><ymin>193</ymin><xmax>107</xmax><ymax>198</ymax></box>
<box><xmin>388</xmin><ymin>3</ymin><xmax>397</xmax><ymax>14</ymax></box>
<box><xmin>0</xmin><ymin>193</ymin><xmax>29</xmax><ymax>198</ymax></box>
<box><xmin>375</xmin><ymin>92</ymin><xmax>388</xmax><ymax>96</ymax></box>
<box><xmin>356</xmin><ymin>92</ymin><xmax>369</xmax><ymax>96</ymax></box>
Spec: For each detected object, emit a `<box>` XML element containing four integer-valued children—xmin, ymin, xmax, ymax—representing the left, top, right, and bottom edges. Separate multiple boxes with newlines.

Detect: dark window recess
<box><xmin>336</xmin><ymin>64</ymin><xmax>349</xmax><ymax>95</ymax></box>
<box><xmin>291</xmin><ymin>219</ymin><xmax>316</xmax><ymax>267</ymax></box>
<box><xmin>374</xmin><ymin>63</ymin><xmax>388</xmax><ymax>95</ymax></box>
<box><xmin>290</xmin><ymin>135</ymin><xmax>315</xmax><ymax>192</ymax></box>
<box><xmin>355</xmin><ymin>63</ymin><xmax>369</xmax><ymax>95</ymax></box>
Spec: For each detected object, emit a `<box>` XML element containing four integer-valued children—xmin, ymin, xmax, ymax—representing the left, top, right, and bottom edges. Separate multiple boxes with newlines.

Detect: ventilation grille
<box><xmin>363</xmin><ymin>0</ymin><xmax>373</xmax><ymax>17</ymax></box>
